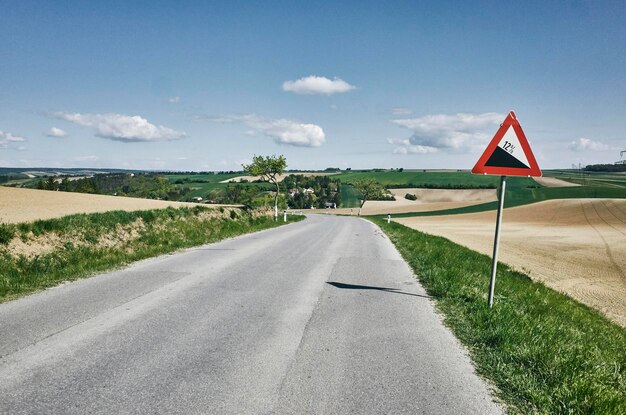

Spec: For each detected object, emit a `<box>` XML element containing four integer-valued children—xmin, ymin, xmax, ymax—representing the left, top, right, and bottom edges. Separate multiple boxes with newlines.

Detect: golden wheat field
<box><xmin>0</xmin><ymin>186</ymin><xmax>228</xmax><ymax>224</ymax></box>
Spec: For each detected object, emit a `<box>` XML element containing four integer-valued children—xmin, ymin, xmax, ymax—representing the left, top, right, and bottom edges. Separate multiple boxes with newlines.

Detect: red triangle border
<box><xmin>471</xmin><ymin>111</ymin><xmax>542</xmax><ymax>177</ymax></box>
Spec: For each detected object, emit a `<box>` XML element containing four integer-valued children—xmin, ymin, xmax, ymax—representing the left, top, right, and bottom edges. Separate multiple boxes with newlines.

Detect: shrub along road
<box><xmin>0</xmin><ymin>215</ymin><xmax>501</xmax><ymax>414</ymax></box>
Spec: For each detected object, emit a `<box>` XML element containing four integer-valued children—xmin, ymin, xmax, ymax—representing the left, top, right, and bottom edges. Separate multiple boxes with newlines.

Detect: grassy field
<box><xmin>374</xmin><ymin>218</ymin><xmax>625</xmax><ymax>414</ymax></box>
<box><xmin>165</xmin><ymin>173</ymin><xmax>244</xmax><ymax>198</ymax></box>
<box><xmin>165</xmin><ymin>173</ymin><xmax>274</xmax><ymax>199</ymax></box>
<box><xmin>546</xmin><ymin>170</ymin><xmax>626</xmax><ymax>188</ymax></box>
<box><xmin>0</xmin><ymin>207</ymin><xmax>303</xmax><ymax>302</ymax></box>
<box><xmin>336</xmin><ymin>170</ymin><xmax>510</xmax><ymax>188</ymax></box>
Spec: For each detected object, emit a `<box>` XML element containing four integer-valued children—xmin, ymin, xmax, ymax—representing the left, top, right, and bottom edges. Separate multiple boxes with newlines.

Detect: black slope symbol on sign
<box><xmin>484</xmin><ymin>146</ymin><xmax>529</xmax><ymax>169</ymax></box>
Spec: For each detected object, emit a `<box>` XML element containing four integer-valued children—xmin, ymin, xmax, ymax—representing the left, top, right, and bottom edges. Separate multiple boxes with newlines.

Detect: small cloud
<box><xmin>17</xmin><ymin>146</ymin><xmax>28</xmax><ymax>151</ymax></box>
<box><xmin>330</xmin><ymin>104</ymin><xmax>338</xmax><ymax>110</ymax></box>
<box><xmin>54</xmin><ymin>112</ymin><xmax>186</xmax><ymax>142</ymax></box>
<box><xmin>568</xmin><ymin>137</ymin><xmax>611</xmax><ymax>152</ymax></box>
<box><xmin>176</xmin><ymin>156</ymin><xmax>189</xmax><ymax>160</ymax></box>
<box><xmin>168</xmin><ymin>96</ymin><xmax>181</xmax><ymax>104</ymax></box>
<box><xmin>391</xmin><ymin>107</ymin><xmax>413</xmax><ymax>116</ymax></box>
<box><xmin>209</xmin><ymin>114</ymin><xmax>325</xmax><ymax>147</ymax></box>
<box><xmin>282</xmin><ymin>76</ymin><xmax>356</xmax><ymax>95</ymax></box>
<box><xmin>0</xmin><ymin>130</ymin><xmax>27</xmax><ymax>149</ymax></box>
<box><xmin>46</xmin><ymin>127</ymin><xmax>67</xmax><ymax>138</ymax></box>
<box><xmin>0</xmin><ymin>130</ymin><xmax>26</xmax><ymax>142</ymax></box>
<box><xmin>392</xmin><ymin>112</ymin><xmax>504</xmax><ymax>152</ymax></box>
<box><xmin>388</xmin><ymin>138</ymin><xmax>438</xmax><ymax>155</ymax></box>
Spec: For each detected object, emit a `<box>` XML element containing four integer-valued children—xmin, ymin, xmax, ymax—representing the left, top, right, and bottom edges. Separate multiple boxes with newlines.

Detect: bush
<box><xmin>405</xmin><ymin>193</ymin><xmax>417</xmax><ymax>201</ymax></box>
<box><xmin>0</xmin><ymin>224</ymin><xmax>14</xmax><ymax>245</ymax></box>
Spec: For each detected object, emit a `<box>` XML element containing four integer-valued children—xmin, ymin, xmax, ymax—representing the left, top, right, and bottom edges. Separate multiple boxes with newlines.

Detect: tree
<box><xmin>352</xmin><ymin>179</ymin><xmax>385</xmax><ymax>216</ymax></box>
<box><xmin>242</xmin><ymin>154</ymin><xmax>287</xmax><ymax>220</ymax></box>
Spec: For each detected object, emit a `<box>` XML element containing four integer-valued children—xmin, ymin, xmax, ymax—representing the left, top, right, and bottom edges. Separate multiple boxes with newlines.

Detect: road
<box><xmin>0</xmin><ymin>214</ymin><xmax>502</xmax><ymax>414</ymax></box>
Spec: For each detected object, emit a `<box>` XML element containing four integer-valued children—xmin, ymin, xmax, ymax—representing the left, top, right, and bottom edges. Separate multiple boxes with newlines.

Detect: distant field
<box><xmin>165</xmin><ymin>173</ymin><xmax>272</xmax><ymax>199</ymax></box>
<box><xmin>335</xmin><ymin>170</ymin><xmax>509</xmax><ymax>188</ymax></box>
<box><xmin>545</xmin><ymin>169</ymin><xmax>626</xmax><ymax>188</ymax></box>
<box><xmin>219</xmin><ymin>172</ymin><xmax>338</xmax><ymax>183</ymax></box>
<box><xmin>374</xmin><ymin>172</ymin><xmax>625</xmax><ymax>218</ymax></box>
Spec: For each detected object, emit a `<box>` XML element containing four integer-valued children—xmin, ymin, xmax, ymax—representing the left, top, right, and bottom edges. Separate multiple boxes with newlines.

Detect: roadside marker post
<box><xmin>471</xmin><ymin>111</ymin><xmax>541</xmax><ymax>307</ymax></box>
<box><xmin>387</xmin><ymin>214</ymin><xmax>391</xmax><ymax>224</ymax></box>
<box><xmin>283</xmin><ymin>210</ymin><xmax>287</xmax><ymax>222</ymax></box>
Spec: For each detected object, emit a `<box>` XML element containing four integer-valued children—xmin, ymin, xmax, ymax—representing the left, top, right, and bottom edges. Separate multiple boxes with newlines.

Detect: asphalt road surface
<box><xmin>0</xmin><ymin>214</ymin><xmax>502</xmax><ymax>414</ymax></box>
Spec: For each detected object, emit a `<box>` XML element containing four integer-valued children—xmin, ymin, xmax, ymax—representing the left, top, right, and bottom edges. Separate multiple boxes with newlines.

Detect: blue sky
<box><xmin>1</xmin><ymin>0</ymin><xmax>624</xmax><ymax>171</ymax></box>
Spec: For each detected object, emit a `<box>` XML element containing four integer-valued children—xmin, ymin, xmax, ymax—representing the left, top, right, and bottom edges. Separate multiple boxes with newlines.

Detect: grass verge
<box><xmin>0</xmin><ymin>206</ymin><xmax>304</xmax><ymax>302</ymax></box>
<box><xmin>372</xmin><ymin>218</ymin><xmax>625</xmax><ymax>414</ymax></box>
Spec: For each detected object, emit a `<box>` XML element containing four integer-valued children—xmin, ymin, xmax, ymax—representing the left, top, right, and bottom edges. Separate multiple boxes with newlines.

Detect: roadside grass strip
<box><xmin>0</xmin><ymin>207</ymin><xmax>303</xmax><ymax>302</ymax></box>
<box><xmin>373</xmin><ymin>218</ymin><xmax>626</xmax><ymax>414</ymax></box>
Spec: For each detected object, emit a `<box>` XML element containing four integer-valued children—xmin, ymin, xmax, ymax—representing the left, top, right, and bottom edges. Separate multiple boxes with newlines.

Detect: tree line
<box><xmin>33</xmin><ymin>173</ymin><xmax>190</xmax><ymax>200</ymax></box>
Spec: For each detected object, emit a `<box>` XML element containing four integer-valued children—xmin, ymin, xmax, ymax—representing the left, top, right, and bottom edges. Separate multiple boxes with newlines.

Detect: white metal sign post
<box><xmin>488</xmin><ymin>176</ymin><xmax>506</xmax><ymax>307</ymax></box>
<box><xmin>471</xmin><ymin>111</ymin><xmax>541</xmax><ymax>307</ymax></box>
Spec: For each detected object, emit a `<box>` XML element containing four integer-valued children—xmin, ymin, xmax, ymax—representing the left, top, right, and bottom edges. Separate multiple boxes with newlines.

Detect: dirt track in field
<box><xmin>396</xmin><ymin>199</ymin><xmax>626</xmax><ymax>327</ymax></box>
<box><xmin>533</xmin><ymin>177</ymin><xmax>580</xmax><ymax>187</ymax></box>
<box><xmin>0</xmin><ymin>186</ymin><xmax>234</xmax><ymax>224</ymax></box>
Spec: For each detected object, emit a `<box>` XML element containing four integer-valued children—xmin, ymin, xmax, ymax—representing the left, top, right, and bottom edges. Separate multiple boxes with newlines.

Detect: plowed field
<box><xmin>396</xmin><ymin>199</ymin><xmax>626</xmax><ymax>327</ymax></box>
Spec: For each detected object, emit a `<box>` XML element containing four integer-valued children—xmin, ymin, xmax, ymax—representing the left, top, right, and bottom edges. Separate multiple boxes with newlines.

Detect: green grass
<box><xmin>373</xmin><ymin>218</ymin><xmax>626</xmax><ymax>414</ymax></box>
<box><xmin>0</xmin><ymin>207</ymin><xmax>304</xmax><ymax>302</ymax></box>
<box><xmin>545</xmin><ymin>170</ymin><xmax>626</xmax><ymax>188</ymax></box>
<box><xmin>165</xmin><ymin>173</ymin><xmax>274</xmax><ymax>199</ymax></box>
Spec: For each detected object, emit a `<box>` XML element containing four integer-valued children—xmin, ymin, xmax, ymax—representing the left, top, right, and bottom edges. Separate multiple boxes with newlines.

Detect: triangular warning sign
<box><xmin>472</xmin><ymin>111</ymin><xmax>541</xmax><ymax>177</ymax></box>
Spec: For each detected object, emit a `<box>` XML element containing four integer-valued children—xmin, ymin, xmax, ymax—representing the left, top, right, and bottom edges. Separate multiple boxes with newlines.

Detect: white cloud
<box><xmin>211</xmin><ymin>114</ymin><xmax>325</xmax><ymax>147</ymax></box>
<box><xmin>54</xmin><ymin>112</ymin><xmax>186</xmax><ymax>142</ymax></box>
<box><xmin>168</xmin><ymin>96</ymin><xmax>181</xmax><ymax>104</ymax></box>
<box><xmin>0</xmin><ymin>130</ymin><xmax>27</xmax><ymax>149</ymax></box>
<box><xmin>392</xmin><ymin>112</ymin><xmax>504</xmax><ymax>151</ymax></box>
<box><xmin>391</xmin><ymin>107</ymin><xmax>413</xmax><ymax>116</ymax></box>
<box><xmin>0</xmin><ymin>130</ymin><xmax>26</xmax><ymax>142</ymax></box>
<box><xmin>46</xmin><ymin>127</ymin><xmax>67</xmax><ymax>138</ymax></box>
<box><xmin>388</xmin><ymin>138</ymin><xmax>438</xmax><ymax>155</ymax></box>
<box><xmin>282</xmin><ymin>76</ymin><xmax>356</xmax><ymax>95</ymax></box>
<box><xmin>568</xmin><ymin>137</ymin><xmax>611</xmax><ymax>152</ymax></box>
<box><xmin>17</xmin><ymin>146</ymin><xmax>27</xmax><ymax>151</ymax></box>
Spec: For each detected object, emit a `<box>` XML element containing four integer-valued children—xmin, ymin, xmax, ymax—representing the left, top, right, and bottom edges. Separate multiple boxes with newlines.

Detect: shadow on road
<box><xmin>327</xmin><ymin>281</ymin><xmax>430</xmax><ymax>298</ymax></box>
